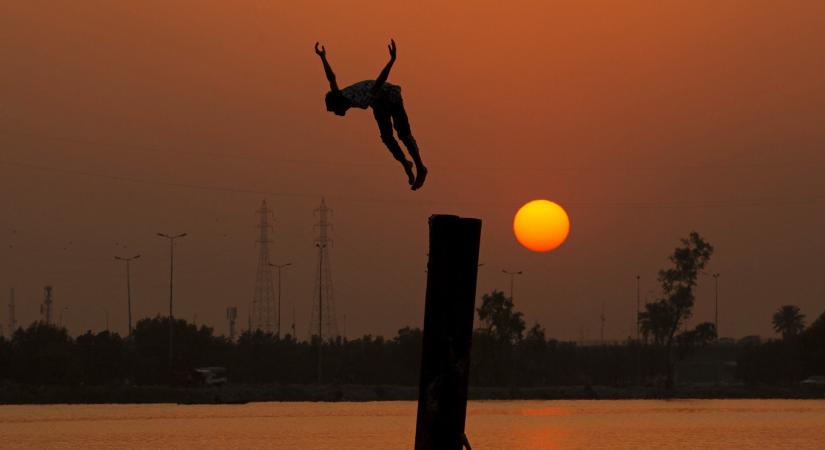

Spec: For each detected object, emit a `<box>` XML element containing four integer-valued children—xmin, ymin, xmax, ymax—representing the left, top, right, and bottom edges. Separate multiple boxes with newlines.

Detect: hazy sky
<box><xmin>2</xmin><ymin>1</ymin><xmax>824</xmax><ymax>341</ymax></box>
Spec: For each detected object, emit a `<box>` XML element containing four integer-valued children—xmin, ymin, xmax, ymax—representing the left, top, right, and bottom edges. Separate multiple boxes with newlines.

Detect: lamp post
<box><xmin>635</xmin><ymin>275</ymin><xmax>640</xmax><ymax>341</ymax></box>
<box><xmin>700</xmin><ymin>270</ymin><xmax>721</xmax><ymax>339</ymax></box>
<box><xmin>636</xmin><ymin>274</ymin><xmax>641</xmax><ymax>385</ymax></box>
<box><xmin>115</xmin><ymin>254</ymin><xmax>140</xmax><ymax>338</ymax></box>
<box><xmin>712</xmin><ymin>273</ymin><xmax>720</xmax><ymax>338</ymax></box>
<box><xmin>712</xmin><ymin>272</ymin><xmax>721</xmax><ymax>384</ymax></box>
<box><xmin>157</xmin><ymin>232</ymin><xmax>186</xmax><ymax>371</ymax></box>
<box><xmin>269</xmin><ymin>262</ymin><xmax>292</xmax><ymax>339</ymax></box>
<box><xmin>502</xmin><ymin>269</ymin><xmax>523</xmax><ymax>301</ymax></box>
<box><xmin>59</xmin><ymin>306</ymin><xmax>69</xmax><ymax>328</ymax></box>
<box><xmin>291</xmin><ymin>303</ymin><xmax>296</xmax><ymax>339</ymax></box>
<box><xmin>316</xmin><ymin>243</ymin><xmax>326</xmax><ymax>384</ymax></box>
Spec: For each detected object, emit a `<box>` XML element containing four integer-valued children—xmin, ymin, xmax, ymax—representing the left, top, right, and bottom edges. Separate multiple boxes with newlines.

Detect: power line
<box><xmin>3</xmin><ymin>158</ymin><xmax>825</xmax><ymax>210</ymax></box>
<box><xmin>0</xmin><ymin>131</ymin><xmax>386</xmax><ymax>167</ymax></box>
<box><xmin>5</xmin><ymin>130</ymin><xmax>825</xmax><ymax>173</ymax></box>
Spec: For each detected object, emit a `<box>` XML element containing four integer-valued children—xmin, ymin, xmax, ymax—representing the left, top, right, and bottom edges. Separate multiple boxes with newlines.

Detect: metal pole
<box><xmin>126</xmin><ymin>260</ymin><xmax>132</xmax><ymax>336</ymax></box>
<box><xmin>317</xmin><ymin>244</ymin><xmax>324</xmax><ymax>384</ymax></box>
<box><xmin>636</xmin><ymin>274</ymin><xmax>641</xmax><ymax>385</ymax></box>
<box><xmin>635</xmin><ymin>275</ymin><xmax>640</xmax><ymax>340</ymax></box>
<box><xmin>270</xmin><ymin>263</ymin><xmax>292</xmax><ymax>339</ymax></box>
<box><xmin>59</xmin><ymin>306</ymin><xmax>68</xmax><ymax>328</ymax></box>
<box><xmin>116</xmin><ymin>254</ymin><xmax>140</xmax><ymax>338</ymax></box>
<box><xmin>169</xmin><ymin>237</ymin><xmax>174</xmax><ymax>368</ymax></box>
<box><xmin>712</xmin><ymin>272</ymin><xmax>721</xmax><ymax>384</ymax></box>
<box><xmin>713</xmin><ymin>273</ymin><xmax>720</xmax><ymax>338</ymax></box>
<box><xmin>157</xmin><ymin>233</ymin><xmax>186</xmax><ymax>374</ymax></box>
<box><xmin>277</xmin><ymin>265</ymin><xmax>281</xmax><ymax>338</ymax></box>
<box><xmin>501</xmin><ymin>270</ymin><xmax>522</xmax><ymax>302</ymax></box>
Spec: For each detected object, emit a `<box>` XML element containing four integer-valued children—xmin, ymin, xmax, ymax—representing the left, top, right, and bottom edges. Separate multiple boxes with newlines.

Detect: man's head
<box><xmin>325</xmin><ymin>90</ymin><xmax>350</xmax><ymax>116</ymax></box>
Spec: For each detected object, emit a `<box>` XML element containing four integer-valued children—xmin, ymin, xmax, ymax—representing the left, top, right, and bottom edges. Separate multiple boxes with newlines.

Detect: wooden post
<box><xmin>414</xmin><ymin>215</ymin><xmax>482</xmax><ymax>450</ymax></box>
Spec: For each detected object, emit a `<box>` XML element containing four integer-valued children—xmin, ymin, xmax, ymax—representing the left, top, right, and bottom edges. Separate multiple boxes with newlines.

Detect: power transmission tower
<box><xmin>40</xmin><ymin>286</ymin><xmax>54</xmax><ymax>325</ymax></box>
<box><xmin>252</xmin><ymin>200</ymin><xmax>277</xmax><ymax>333</ymax></box>
<box><xmin>8</xmin><ymin>288</ymin><xmax>17</xmax><ymax>335</ymax></box>
<box><xmin>309</xmin><ymin>197</ymin><xmax>339</xmax><ymax>343</ymax></box>
<box><xmin>600</xmin><ymin>301</ymin><xmax>606</xmax><ymax>344</ymax></box>
<box><xmin>226</xmin><ymin>306</ymin><xmax>238</xmax><ymax>341</ymax></box>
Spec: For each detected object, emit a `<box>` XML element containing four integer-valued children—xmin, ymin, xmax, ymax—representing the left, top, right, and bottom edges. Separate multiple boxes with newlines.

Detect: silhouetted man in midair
<box><xmin>315</xmin><ymin>39</ymin><xmax>427</xmax><ymax>190</ymax></box>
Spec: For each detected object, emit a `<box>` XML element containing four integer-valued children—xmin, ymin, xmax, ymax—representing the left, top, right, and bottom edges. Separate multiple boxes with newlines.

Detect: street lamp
<box><xmin>700</xmin><ymin>270</ymin><xmax>721</xmax><ymax>339</ymax></box>
<box><xmin>157</xmin><ymin>232</ymin><xmax>186</xmax><ymax>371</ymax></box>
<box><xmin>635</xmin><ymin>275</ymin><xmax>641</xmax><ymax>341</ymax></box>
<box><xmin>115</xmin><ymin>254</ymin><xmax>140</xmax><ymax>338</ymax></box>
<box><xmin>316</xmin><ymin>242</ymin><xmax>326</xmax><ymax>384</ymax></box>
<box><xmin>712</xmin><ymin>273</ymin><xmax>720</xmax><ymax>338</ymax></box>
<box><xmin>712</xmin><ymin>272</ymin><xmax>721</xmax><ymax>384</ymax></box>
<box><xmin>59</xmin><ymin>306</ymin><xmax>69</xmax><ymax>328</ymax></box>
<box><xmin>502</xmin><ymin>269</ymin><xmax>523</xmax><ymax>301</ymax></box>
<box><xmin>635</xmin><ymin>274</ymin><xmax>641</xmax><ymax>385</ymax></box>
<box><xmin>269</xmin><ymin>262</ymin><xmax>293</xmax><ymax>339</ymax></box>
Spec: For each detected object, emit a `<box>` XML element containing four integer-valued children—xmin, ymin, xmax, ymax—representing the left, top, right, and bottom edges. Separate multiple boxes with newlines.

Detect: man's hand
<box><xmin>315</xmin><ymin>41</ymin><xmax>338</xmax><ymax>90</ymax></box>
<box><xmin>372</xmin><ymin>39</ymin><xmax>396</xmax><ymax>95</ymax></box>
<box><xmin>388</xmin><ymin>39</ymin><xmax>396</xmax><ymax>60</ymax></box>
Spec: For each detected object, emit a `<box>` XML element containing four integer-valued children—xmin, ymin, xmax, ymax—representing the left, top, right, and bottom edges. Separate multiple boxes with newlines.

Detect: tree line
<box><xmin>0</xmin><ymin>302</ymin><xmax>822</xmax><ymax>388</ymax></box>
<box><xmin>0</xmin><ymin>232</ymin><xmax>822</xmax><ymax>388</ymax></box>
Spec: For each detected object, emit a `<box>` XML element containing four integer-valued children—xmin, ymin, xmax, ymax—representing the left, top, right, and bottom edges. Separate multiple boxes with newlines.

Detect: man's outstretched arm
<box><xmin>371</xmin><ymin>39</ymin><xmax>396</xmax><ymax>95</ymax></box>
<box><xmin>315</xmin><ymin>42</ymin><xmax>339</xmax><ymax>92</ymax></box>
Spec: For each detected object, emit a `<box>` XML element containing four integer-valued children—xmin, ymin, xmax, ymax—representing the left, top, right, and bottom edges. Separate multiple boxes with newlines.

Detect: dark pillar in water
<box><xmin>414</xmin><ymin>215</ymin><xmax>482</xmax><ymax>450</ymax></box>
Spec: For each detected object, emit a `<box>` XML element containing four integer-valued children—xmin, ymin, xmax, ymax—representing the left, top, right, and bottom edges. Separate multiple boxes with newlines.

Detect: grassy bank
<box><xmin>1</xmin><ymin>382</ymin><xmax>823</xmax><ymax>404</ymax></box>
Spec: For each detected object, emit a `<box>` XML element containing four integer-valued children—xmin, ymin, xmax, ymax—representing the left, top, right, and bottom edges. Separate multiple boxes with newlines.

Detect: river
<box><xmin>2</xmin><ymin>400</ymin><xmax>823</xmax><ymax>449</ymax></box>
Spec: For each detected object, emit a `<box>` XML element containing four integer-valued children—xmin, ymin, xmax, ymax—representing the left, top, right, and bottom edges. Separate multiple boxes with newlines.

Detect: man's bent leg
<box><xmin>382</xmin><ymin>134</ymin><xmax>416</xmax><ymax>184</ymax></box>
<box><xmin>399</xmin><ymin>134</ymin><xmax>425</xmax><ymax>169</ymax></box>
<box><xmin>391</xmin><ymin>101</ymin><xmax>427</xmax><ymax>190</ymax></box>
<box><xmin>384</xmin><ymin>136</ymin><xmax>415</xmax><ymax>187</ymax></box>
<box><xmin>401</xmin><ymin>134</ymin><xmax>427</xmax><ymax>191</ymax></box>
<box><xmin>380</xmin><ymin>133</ymin><xmax>407</xmax><ymax>162</ymax></box>
<box><xmin>374</xmin><ymin>106</ymin><xmax>415</xmax><ymax>186</ymax></box>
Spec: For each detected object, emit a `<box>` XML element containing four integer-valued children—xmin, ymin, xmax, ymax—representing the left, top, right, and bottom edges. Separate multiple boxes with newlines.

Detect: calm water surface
<box><xmin>1</xmin><ymin>400</ymin><xmax>824</xmax><ymax>449</ymax></box>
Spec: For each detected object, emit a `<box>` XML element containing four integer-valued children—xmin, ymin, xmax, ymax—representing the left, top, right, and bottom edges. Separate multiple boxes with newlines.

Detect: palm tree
<box><xmin>772</xmin><ymin>305</ymin><xmax>806</xmax><ymax>340</ymax></box>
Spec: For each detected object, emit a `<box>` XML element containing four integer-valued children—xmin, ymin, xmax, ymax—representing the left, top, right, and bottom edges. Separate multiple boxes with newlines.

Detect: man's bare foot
<box><xmin>411</xmin><ymin>166</ymin><xmax>428</xmax><ymax>191</ymax></box>
<box><xmin>403</xmin><ymin>161</ymin><xmax>415</xmax><ymax>186</ymax></box>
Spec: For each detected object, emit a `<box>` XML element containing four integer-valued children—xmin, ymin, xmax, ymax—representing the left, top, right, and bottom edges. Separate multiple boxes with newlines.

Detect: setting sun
<box><xmin>513</xmin><ymin>200</ymin><xmax>570</xmax><ymax>252</ymax></box>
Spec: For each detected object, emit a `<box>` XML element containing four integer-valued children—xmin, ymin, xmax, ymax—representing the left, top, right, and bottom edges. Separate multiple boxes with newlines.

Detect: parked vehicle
<box><xmin>194</xmin><ymin>367</ymin><xmax>228</xmax><ymax>386</ymax></box>
<box><xmin>800</xmin><ymin>375</ymin><xmax>825</xmax><ymax>387</ymax></box>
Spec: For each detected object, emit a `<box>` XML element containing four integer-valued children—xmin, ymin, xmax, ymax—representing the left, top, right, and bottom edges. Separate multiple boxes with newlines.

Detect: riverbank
<box><xmin>1</xmin><ymin>382</ymin><xmax>823</xmax><ymax>404</ymax></box>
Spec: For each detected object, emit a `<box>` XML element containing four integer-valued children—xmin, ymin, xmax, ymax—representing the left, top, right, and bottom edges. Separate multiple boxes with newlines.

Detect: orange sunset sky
<box><xmin>2</xmin><ymin>1</ymin><xmax>824</xmax><ymax>340</ymax></box>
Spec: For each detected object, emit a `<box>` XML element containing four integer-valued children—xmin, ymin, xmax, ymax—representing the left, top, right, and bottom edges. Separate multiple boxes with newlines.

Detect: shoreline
<box><xmin>1</xmin><ymin>383</ymin><xmax>823</xmax><ymax>405</ymax></box>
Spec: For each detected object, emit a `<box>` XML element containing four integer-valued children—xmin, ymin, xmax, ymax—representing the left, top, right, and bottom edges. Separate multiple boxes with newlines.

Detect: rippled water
<box><xmin>2</xmin><ymin>400</ymin><xmax>824</xmax><ymax>449</ymax></box>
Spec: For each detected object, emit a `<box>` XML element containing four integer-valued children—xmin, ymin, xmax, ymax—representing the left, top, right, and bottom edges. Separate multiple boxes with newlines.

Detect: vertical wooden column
<box><xmin>414</xmin><ymin>215</ymin><xmax>482</xmax><ymax>450</ymax></box>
